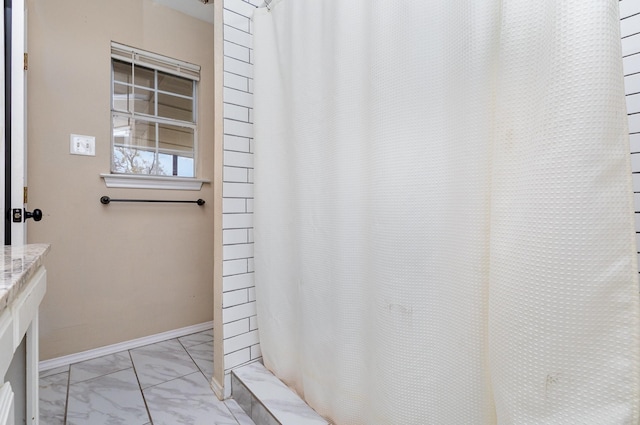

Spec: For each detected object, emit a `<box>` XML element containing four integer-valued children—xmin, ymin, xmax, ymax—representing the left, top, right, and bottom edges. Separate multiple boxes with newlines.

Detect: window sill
<box><xmin>100</xmin><ymin>173</ymin><xmax>210</xmax><ymax>191</ymax></box>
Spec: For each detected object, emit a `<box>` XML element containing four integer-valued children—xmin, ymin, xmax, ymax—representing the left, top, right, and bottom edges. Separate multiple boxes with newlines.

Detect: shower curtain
<box><xmin>252</xmin><ymin>1</ymin><xmax>640</xmax><ymax>423</ymax></box>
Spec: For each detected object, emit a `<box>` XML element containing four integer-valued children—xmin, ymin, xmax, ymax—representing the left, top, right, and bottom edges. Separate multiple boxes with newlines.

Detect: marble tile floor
<box><xmin>39</xmin><ymin>329</ymin><xmax>256</xmax><ymax>425</ymax></box>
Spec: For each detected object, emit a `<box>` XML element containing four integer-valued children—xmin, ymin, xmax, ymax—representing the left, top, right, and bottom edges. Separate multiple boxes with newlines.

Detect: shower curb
<box><xmin>231</xmin><ymin>362</ymin><xmax>330</xmax><ymax>425</ymax></box>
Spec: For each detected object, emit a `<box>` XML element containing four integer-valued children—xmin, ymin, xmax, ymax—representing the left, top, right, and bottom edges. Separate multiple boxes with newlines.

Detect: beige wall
<box><xmin>26</xmin><ymin>0</ymin><xmax>215</xmax><ymax>360</ymax></box>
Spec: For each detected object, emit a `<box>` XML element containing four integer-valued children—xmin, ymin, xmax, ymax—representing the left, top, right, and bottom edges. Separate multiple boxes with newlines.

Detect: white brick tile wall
<box><xmin>223</xmin><ymin>198</ymin><xmax>247</xmax><ymax>213</ymax></box>
<box><xmin>223</xmin><ymin>259</ymin><xmax>248</xmax><ymax>276</ymax></box>
<box><xmin>223</xmin><ymin>182</ymin><xmax>254</xmax><ymax>199</ymax></box>
<box><xmin>224</xmin><ymin>57</ymin><xmax>253</xmax><ymax>78</ymax></box>
<box><xmin>224</xmin><ymin>243</ymin><xmax>254</xmax><ymax>260</ymax></box>
<box><xmin>224</xmin><ymin>166</ymin><xmax>249</xmax><ymax>183</ymax></box>
<box><xmin>223</xmin><ymin>150</ymin><xmax>253</xmax><ymax>168</ymax></box>
<box><xmin>224</xmin><ymin>273</ymin><xmax>254</xmax><ymax>292</ymax></box>
<box><xmin>224</xmin><ymin>330</ymin><xmax>260</xmax><ymax>353</ymax></box>
<box><xmin>223</xmin><ymin>288</ymin><xmax>250</xmax><ymax>307</ymax></box>
<box><xmin>224</xmin><ymin>118</ymin><xmax>253</xmax><ymax>137</ymax></box>
<box><xmin>224</xmin><ymin>229</ymin><xmax>249</xmax><ymax>245</ymax></box>
<box><xmin>225</xmin><ymin>136</ymin><xmax>251</xmax><ymax>153</ymax></box>
<box><xmin>225</xmin><ymin>0</ymin><xmax>257</xmax><ymax>17</ymax></box>
<box><xmin>222</xmin><ymin>0</ymin><xmax>260</xmax><ymax>381</ymax></box>
<box><xmin>223</xmin><ymin>213</ymin><xmax>253</xmax><ymax>230</ymax></box>
<box><xmin>225</xmin><ymin>40</ymin><xmax>251</xmax><ymax>62</ymax></box>
<box><xmin>224</xmin><ymin>24</ymin><xmax>253</xmax><ymax>47</ymax></box>
<box><xmin>249</xmin><ymin>315</ymin><xmax>258</xmax><ymax>331</ymax></box>
<box><xmin>224</xmin><ymin>348</ymin><xmax>251</xmax><ymax>369</ymax></box>
<box><xmin>224</xmin><ymin>103</ymin><xmax>250</xmax><ymax>122</ymax></box>
<box><xmin>620</xmin><ymin>0</ymin><xmax>640</xmax><ymax>20</ymax></box>
<box><xmin>250</xmin><ymin>344</ymin><xmax>262</xmax><ymax>360</ymax></box>
<box><xmin>623</xmin><ymin>3</ymin><xmax>640</xmax><ymax>282</ymax></box>
<box><xmin>223</xmin><ymin>9</ymin><xmax>250</xmax><ymax>33</ymax></box>
<box><xmin>224</xmin><ymin>318</ymin><xmax>250</xmax><ymax>338</ymax></box>
<box><xmin>625</xmin><ymin>73</ymin><xmax>640</xmax><ymax>95</ymax></box>
<box><xmin>224</xmin><ymin>87</ymin><xmax>253</xmax><ymax>107</ymax></box>
<box><xmin>223</xmin><ymin>301</ymin><xmax>257</xmax><ymax>324</ymax></box>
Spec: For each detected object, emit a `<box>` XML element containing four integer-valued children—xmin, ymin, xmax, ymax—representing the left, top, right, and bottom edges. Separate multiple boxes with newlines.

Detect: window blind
<box><xmin>111</xmin><ymin>42</ymin><xmax>200</xmax><ymax>81</ymax></box>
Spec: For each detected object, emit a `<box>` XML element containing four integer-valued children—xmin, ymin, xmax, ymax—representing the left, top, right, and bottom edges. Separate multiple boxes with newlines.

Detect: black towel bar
<box><xmin>100</xmin><ymin>196</ymin><xmax>205</xmax><ymax>206</ymax></box>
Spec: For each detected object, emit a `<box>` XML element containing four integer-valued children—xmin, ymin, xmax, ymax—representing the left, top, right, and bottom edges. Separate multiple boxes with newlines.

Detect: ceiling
<box><xmin>152</xmin><ymin>0</ymin><xmax>214</xmax><ymax>25</ymax></box>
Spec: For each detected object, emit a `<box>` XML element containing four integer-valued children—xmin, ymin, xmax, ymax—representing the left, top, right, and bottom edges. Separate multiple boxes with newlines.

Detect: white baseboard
<box><xmin>210</xmin><ymin>376</ymin><xmax>225</xmax><ymax>400</ymax></box>
<box><xmin>39</xmin><ymin>321</ymin><xmax>213</xmax><ymax>372</ymax></box>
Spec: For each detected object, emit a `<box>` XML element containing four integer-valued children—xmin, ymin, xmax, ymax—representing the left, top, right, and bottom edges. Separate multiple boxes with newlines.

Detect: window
<box><xmin>110</xmin><ymin>42</ymin><xmax>200</xmax><ymax>178</ymax></box>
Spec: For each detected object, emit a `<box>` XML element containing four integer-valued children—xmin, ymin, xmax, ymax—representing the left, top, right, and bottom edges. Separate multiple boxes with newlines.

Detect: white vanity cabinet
<box><xmin>0</xmin><ymin>245</ymin><xmax>49</xmax><ymax>425</ymax></box>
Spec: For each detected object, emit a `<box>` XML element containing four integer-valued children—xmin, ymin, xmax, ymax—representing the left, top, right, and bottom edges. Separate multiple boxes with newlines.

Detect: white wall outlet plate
<box><xmin>70</xmin><ymin>134</ymin><xmax>96</xmax><ymax>156</ymax></box>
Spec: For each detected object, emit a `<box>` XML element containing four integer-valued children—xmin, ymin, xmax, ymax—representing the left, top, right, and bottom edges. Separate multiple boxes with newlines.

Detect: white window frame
<box><xmin>102</xmin><ymin>42</ymin><xmax>209</xmax><ymax>190</ymax></box>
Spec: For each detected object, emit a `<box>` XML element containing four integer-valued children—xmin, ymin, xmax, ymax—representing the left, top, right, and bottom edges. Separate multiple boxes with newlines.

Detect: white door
<box><xmin>1</xmin><ymin>0</ymin><xmax>38</xmax><ymax>246</ymax></box>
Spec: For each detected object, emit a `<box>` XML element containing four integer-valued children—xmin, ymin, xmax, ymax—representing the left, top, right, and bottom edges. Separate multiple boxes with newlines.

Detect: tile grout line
<box><xmin>128</xmin><ymin>349</ymin><xmax>154</xmax><ymax>425</ymax></box>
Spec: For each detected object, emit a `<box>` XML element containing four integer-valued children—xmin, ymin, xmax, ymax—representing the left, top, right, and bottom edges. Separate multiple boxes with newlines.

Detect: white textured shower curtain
<box><xmin>252</xmin><ymin>1</ymin><xmax>640</xmax><ymax>424</ymax></box>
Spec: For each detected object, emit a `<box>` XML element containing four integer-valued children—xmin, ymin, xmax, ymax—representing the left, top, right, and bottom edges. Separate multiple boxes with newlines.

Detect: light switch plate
<box><xmin>70</xmin><ymin>134</ymin><xmax>96</xmax><ymax>156</ymax></box>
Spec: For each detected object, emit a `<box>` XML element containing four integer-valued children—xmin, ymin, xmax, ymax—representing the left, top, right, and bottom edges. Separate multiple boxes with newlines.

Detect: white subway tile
<box><xmin>223</xmin><ymin>301</ymin><xmax>257</xmax><ymax>323</ymax></box>
<box><xmin>249</xmin><ymin>315</ymin><xmax>258</xmax><ymax>331</ymax></box>
<box><xmin>224</xmin><ymin>24</ymin><xmax>253</xmax><ymax>48</ymax></box>
<box><xmin>223</xmin><ymin>213</ymin><xmax>253</xmax><ymax>229</ymax></box>
<box><xmin>225</xmin><ymin>0</ymin><xmax>257</xmax><ymax>18</ymax></box>
<box><xmin>225</xmin><ymin>104</ymin><xmax>249</xmax><ymax>122</ymax></box>
<box><xmin>225</xmin><ymin>119</ymin><xmax>253</xmax><ymax>138</ymax></box>
<box><xmin>247</xmin><ymin>257</ymin><xmax>255</xmax><ymax>273</ymax></box>
<box><xmin>224</xmin><ymin>150</ymin><xmax>253</xmax><ymax>168</ymax></box>
<box><xmin>224</xmin><ymin>56</ymin><xmax>253</xmax><ymax>78</ymax></box>
<box><xmin>245</xmin><ymin>0</ymin><xmax>262</xmax><ymax>6</ymax></box>
<box><xmin>224</xmin><ymin>72</ymin><xmax>249</xmax><ymax>92</ymax></box>
<box><xmin>632</xmin><ymin>153</ymin><xmax>640</xmax><ymax>173</ymax></box>
<box><xmin>627</xmin><ymin>93</ymin><xmax>640</xmax><ymax>115</ymax></box>
<box><xmin>224</xmin><ymin>273</ymin><xmax>255</xmax><ymax>292</ymax></box>
<box><xmin>629</xmin><ymin>113</ymin><xmax>640</xmax><ymax>133</ymax></box>
<box><xmin>248</xmin><ymin>78</ymin><xmax>254</xmax><ymax>94</ymax></box>
<box><xmin>250</xmin><ymin>344</ymin><xmax>262</xmax><ymax>360</ymax></box>
<box><xmin>626</xmin><ymin>73</ymin><xmax>640</xmax><ymax>95</ymax></box>
<box><xmin>224</xmin><ymin>166</ymin><xmax>249</xmax><ymax>183</ymax></box>
<box><xmin>224</xmin><ymin>330</ymin><xmax>260</xmax><ymax>353</ymax></box>
<box><xmin>224</xmin><ymin>103</ymin><xmax>249</xmax><ymax>122</ymax></box>
<box><xmin>224</xmin><ymin>229</ymin><xmax>249</xmax><ymax>245</ymax></box>
<box><xmin>620</xmin><ymin>0</ymin><xmax>640</xmax><ymax>20</ymax></box>
<box><xmin>223</xmin><ymin>198</ymin><xmax>246</xmax><ymax>213</ymax></box>
<box><xmin>224</xmin><ymin>348</ymin><xmax>251</xmax><ymax>370</ymax></box>
<box><xmin>247</xmin><ymin>229</ymin><xmax>254</xmax><ymax>243</ymax></box>
<box><xmin>224</xmin><ymin>243</ymin><xmax>254</xmax><ymax>260</ymax></box>
<box><xmin>225</xmin><ymin>41</ymin><xmax>251</xmax><ymax>63</ymax></box>
<box><xmin>622</xmin><ymin>33</ymin><xmax>640</xmax><ymax>57</ymax></box>
<box><xmin>248</xmin><ymin>108</ymin><xmax>254</xmax><ymax>123</ymax></box>
<box><xmin>224</xmin><ymin>318</ymin><xmax>250</xmax><ymax>339</ymax></box>
<box><xmin>224</xmin><ymin>182</ymin><xmax>254</xmax><ymax>199</ymax></box>
<box><xmin>224</xmin><ymin>87</ymin><xmax>253</xmax><ymax>108</ymax></box>
<box><xmin>223</xmin><ymin>289</ymin><xmax>249</xmax><ymax>307</ymax></box>
<box><xmin>224</xmin><ymin>135</ymin><xmax>251</xmax><ymax>152</ymax></box>
<box><xmin>223</xmin><ymin>259</ymin><xmax>248</xmax><ymax>276</ymax></box>
<box><xmin>248</xmin><ymin>287</ymin><xmax>256</xmax><ymax>302</ymax></box>
<box><xmin>631</xmin><ymin>133</ymin><xmax>640</xmax><ymax>152</ymax></box>
<box><xmin>621</xmin><ymin>14</ymin><xmax>640</xmax><ymax>39</ymax></box>
<box><xmin>224</xmin><ymin>9</ymin><xmax>250</xmax><ymax>32</ymax></box>
<box><xmin>633</xmin><ymin>173</ymin><xmax>640</xmax><ymax>193</ymax></box>
<box><xmin>623</xmin><ymin>53</ymin><xmax>640</xmax><ymax>76</ymax></box>
<box><xmin>246</xmin><ymin>198</ymin><xmax>254</xmax><ymax>213</ymax></box>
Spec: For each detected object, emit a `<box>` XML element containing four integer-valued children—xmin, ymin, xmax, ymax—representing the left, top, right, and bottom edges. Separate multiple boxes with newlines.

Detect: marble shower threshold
<box><xmin>231</xmin><ymin>362</ymin><xmax>329</xmax><ymax>425</ymax></box>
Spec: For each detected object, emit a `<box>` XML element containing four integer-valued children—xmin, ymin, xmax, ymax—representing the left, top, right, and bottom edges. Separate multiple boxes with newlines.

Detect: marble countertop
<box><xmin>0</xmin><ymin>244</ymin><xmax>50</xmax><ymax>316</ymax></box>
